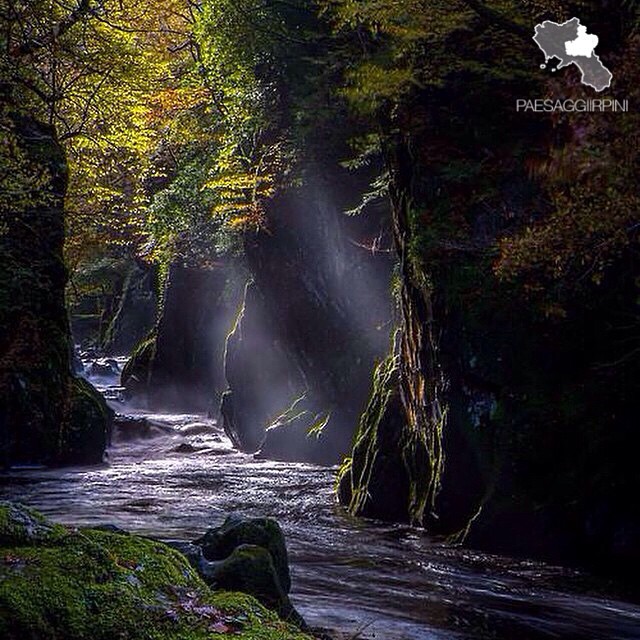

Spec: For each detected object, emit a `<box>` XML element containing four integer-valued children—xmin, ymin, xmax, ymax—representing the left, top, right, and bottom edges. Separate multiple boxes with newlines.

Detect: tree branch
<box><xmin>12</xmin><ymin>0</ymin><xmax>99</xmax><ymax>58</ymax></box>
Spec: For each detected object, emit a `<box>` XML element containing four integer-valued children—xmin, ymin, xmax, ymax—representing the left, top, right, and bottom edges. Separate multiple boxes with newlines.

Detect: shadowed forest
<box><xmin>1</xmin><ymin>1</ymin><xmax>639</xmax><ymax>639</ymax></box>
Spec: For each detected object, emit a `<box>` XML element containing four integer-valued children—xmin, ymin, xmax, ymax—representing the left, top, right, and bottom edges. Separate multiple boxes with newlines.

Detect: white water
<box><xmin>1</xmin><ymin>360</ymin><xmax>639</xmax><ymax>639</ymax></box>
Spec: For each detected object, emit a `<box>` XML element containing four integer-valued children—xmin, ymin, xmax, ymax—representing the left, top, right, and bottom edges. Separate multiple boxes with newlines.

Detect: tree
<box><xmin>1</xmin><ymin>0</ymin><xmax>194</xmax><ymax>269</ymax></box>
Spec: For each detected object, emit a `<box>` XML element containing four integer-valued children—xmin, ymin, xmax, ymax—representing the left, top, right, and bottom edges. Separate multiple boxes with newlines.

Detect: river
<box><xmin>0</xmin><ymin>359</ymin><xmax>639</xmax><ymax>640</ymax></box>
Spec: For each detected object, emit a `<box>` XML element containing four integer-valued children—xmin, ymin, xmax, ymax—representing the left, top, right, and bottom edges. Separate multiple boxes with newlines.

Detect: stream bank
<box><xmin>1</xmin><ymin>361</ymin><xmax>639</xmax><ymax>639</ymax></box>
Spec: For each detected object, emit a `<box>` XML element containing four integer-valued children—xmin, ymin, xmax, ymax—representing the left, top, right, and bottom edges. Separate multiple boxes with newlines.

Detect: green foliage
<box><xmin>324</xmin><ymin>0</ymin><xmax>640</xmax><ymax>309</ymax></box>
<box><xmin>0</xmin><ymin>109</ymin><xmax>52</xmax><ymax>223</ymax></box>
<box><xmin>193</xmin><ymin>0</ymin><xmax>313</xmax><ymax>228</ymax></box>
<box><xmin>1</xmin><ymin>1</ymin><xmax>197</xmax><ymax>275</ymax></box>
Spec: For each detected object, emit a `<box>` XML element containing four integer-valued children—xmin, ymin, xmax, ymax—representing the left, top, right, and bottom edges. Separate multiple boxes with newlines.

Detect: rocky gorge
<box><xmin>1</xmin><ymin>1</ymin><xmax>639</xmax><ymax>637</ymax></box>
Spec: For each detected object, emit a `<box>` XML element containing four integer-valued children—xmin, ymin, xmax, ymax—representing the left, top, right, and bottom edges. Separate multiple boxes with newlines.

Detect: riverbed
<box><xmin>1</xmin><ymin>361</ymin><xmax>639</xmax><ymax>640</ymax></box>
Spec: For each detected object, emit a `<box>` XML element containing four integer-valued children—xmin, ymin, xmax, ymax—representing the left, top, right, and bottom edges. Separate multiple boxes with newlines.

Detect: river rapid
<box><xmin>1</xmin><ymin>359</ymin><xmax>639</xmax><ymax>640</ymax></box>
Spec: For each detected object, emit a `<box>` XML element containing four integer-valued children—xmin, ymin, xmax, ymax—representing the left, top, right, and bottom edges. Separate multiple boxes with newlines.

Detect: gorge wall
<box><xmin>0</xmin><ymin>114</ymin><xmax>112</xmax><ymax>467</ymax></box>
<box><xmin>338</xmin><ymin>46</ymin><xmax>640</xmax><ymax>575</ymax></box>
<box><xmin>122</xmin><ymin>263</ymin><xmax>240</xmax><ymax>413</ymax></box>
<box><xmin>221</xmin><ymin>171</ymin><xmax>392</xmax><ymax>464</ymax></box>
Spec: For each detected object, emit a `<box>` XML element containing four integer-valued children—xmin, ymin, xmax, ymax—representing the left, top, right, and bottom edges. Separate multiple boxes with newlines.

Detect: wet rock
<box><xmin>0</xmin><ymin>504</ymin><xmax>309</xmax><ymax>640</ymax></box>
<box><xmin>88</xmin><ymin>360</ymin><xmax>119</xmax><ymax>377</ymax></box>
<box><xmin>189</xmin><ymin>515</ymin><xmax>305</xmax><ymax>627</ymax></box>
<box><xmin>337</xmin><ymin>354</ymin><xmax>412</xmax><ymax>523</ymax></box>
<box><xmin>195</xmin><ymin>514</ymin><xmax>291</xmax><ymax>593</ymax></box>
<box><xmin>169</xmin><ymin>537</ymin><xmax>302</xmax><ymax>626</ymax></box>
<box><xmin>210</xmin><ymin>544</ymin><xmax>303</xmax><ymax>626</ymax></box>
<box><xmin>0</xmin><ymin>502</ymin><xmax>62</xmax><ymax>546</ymax></box>
<box><xmin>173</xmin><ymin>442</ymin><xmax>198</xmax><ymax>454</ymax></box>
<box><xmin>113</xmin><ymin>415</ymin><xmax>157</xmax><ymax>441</ymax></box>
<box><xmin>182</xmin><ymin>423</ymin><xmax>214</xmax><ymax>437</ymax></box>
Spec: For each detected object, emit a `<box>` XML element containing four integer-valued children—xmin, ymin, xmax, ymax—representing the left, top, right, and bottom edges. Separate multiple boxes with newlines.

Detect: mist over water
<box><xmin>1</xmin><ymin>362</ymin><xmax>639</xmax><ymax>640</ymax></box>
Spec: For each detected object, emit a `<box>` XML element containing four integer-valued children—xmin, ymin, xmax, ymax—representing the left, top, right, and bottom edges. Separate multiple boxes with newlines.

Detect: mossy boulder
<box><xmin>189</xmin><ymin>515</ymin><xmax>305</xmax><ymax>628</ymax></box>
<box><xmin>0</xmin><ymin>503</ymin><xmax>312</xmax><ymax>640</ymax></box>
<box><xmin>210</xmin><ymin>545</ymin><xmax>303</xmax><ymax>627</ymax></box>
<box><xmin>196</xmin><ymin>515</ymin><xmax>291</xmax><ymax>593</ymax></box>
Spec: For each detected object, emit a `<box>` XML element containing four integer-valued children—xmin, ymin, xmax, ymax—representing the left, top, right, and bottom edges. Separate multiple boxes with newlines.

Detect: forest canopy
<box><xmin>1</xmin><ymin>0</ymin><xmax>638</xmax><ymax>308</ymax></box>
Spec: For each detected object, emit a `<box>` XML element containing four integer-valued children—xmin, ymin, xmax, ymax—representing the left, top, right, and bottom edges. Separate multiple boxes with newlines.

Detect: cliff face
<box><xmin>122</xmin><ymin>264</ymin><xmax>241</xmax><ymax>413</ymax></box>
<box><xmin>341</xmin><ymin>157</ymin><xmax>640</xmax><ymax>574</ymax></box>
<box><xmin>0</xmin><ymin>115</ymin><xmax>112</xmax><ymax>467</ymax></box>
<box><xmin>222</xmin><ymin>171</ymin><xmax>392</xmax><ymax>464</ymax></box>
<box><xmin>339</xmin><ymin>76</ymin><xmax>640</xmax><ymax>574</ymax></box>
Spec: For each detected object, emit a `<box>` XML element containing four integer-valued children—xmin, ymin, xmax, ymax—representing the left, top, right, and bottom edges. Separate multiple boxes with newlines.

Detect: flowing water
<box><xmin>1</xmin><ymin>360</ymin><xmax>639</xmax><ymax>640</ymax></box>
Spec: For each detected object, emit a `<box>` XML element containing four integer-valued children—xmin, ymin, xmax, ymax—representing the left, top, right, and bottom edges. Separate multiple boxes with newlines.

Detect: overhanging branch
<box><xmin>12</xmin><ymin>0</ymin><xmax>99</xmax><ymax>58</ymax></box>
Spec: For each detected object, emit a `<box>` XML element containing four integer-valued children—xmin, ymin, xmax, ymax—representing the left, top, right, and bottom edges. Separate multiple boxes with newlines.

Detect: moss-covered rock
<box><xmin>209</xmin><ymin>544</ymin><xmax>303</xmax><ymax>627</ymax></box>
<box><xmin>338</xmin><ymin>72</ymin><xmax>640</xmax><ymax>575</ymax></box>
<box><xmin>196</xmin><ymin>515</ymin><xmax>291</xmax><ymax>593</ymax></box>
<box><xmin>0</xmin><ymin>114</ymin><xmax>111</xmax><ymax>467</ymax></box>
<box><xmin>337</xmin><ymin>353</ymin><xmax>411</xmax><ymax>523</ymax></box>
<box><xmin>0</xmin><ymin>503</ymin><xmax>312</xmax><ymax>640</ymax></box>
<box><xmin>191</xmin><ymin>515</ymin><xmax>305</xmax><ymax>627</ymax></box>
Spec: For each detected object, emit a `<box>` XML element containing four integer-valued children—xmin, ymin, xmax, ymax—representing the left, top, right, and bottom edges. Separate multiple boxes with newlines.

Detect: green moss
<box><xmin>336</xmin><ymin>351</ymin><xmax>415</xmax><ymax>523</ymax></box>
<box><xmin>0</xmin><ymin>504</ymin><xmax>311</xmax><ymax>640</ymax></box>
<box><xmin>347</xmin><ymin>353</ymin><xmax>399</xmax><ymax>515</ymax></box>
<box><xmin>121</xmin><ymin>331</ymin><xmax>157</xmax><ymax>391</ymax></box>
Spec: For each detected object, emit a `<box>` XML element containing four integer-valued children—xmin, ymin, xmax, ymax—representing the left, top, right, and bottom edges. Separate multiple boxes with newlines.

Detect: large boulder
<box><xmin>195</xmin><ymin>514</ymin><xmax>291</xmax><ymax>592</ymax></box>
<box><xmin>185</xmin><ymin>515</ymin><xmax>304</xmax><ymax>628</ymax></box>
<box><xmin>0</xmin><ymin>503</ymin><xmax>311</xmax><ymax>640</ymax></box>
<box><xmin>210</xmin><ymin>544</ymin><xmax>302</xmax><ymax>626</ymax></box>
